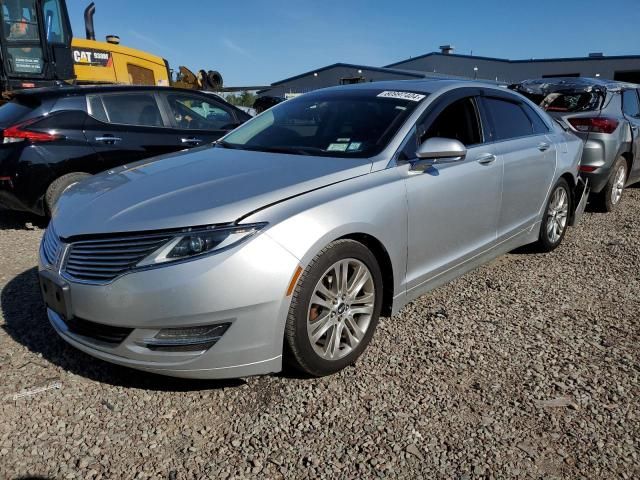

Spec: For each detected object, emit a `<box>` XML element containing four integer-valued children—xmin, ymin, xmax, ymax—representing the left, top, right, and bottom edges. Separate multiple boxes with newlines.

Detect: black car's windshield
<box><xmin>220</xmin><ymin>89</ymin><xmax>427</xmax><ymax>158</ymax></box>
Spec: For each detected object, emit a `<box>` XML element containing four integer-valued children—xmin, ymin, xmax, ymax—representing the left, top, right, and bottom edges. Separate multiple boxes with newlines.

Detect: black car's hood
<box><xmin>53</xmin><ymin>146</ymin><xmax>371</xmax><ymax>238</ymax></box>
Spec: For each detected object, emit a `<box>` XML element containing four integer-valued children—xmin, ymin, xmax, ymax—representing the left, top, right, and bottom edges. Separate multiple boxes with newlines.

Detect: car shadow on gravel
<box><xmin>0</xmin><ymin>209</ymin><xmax>48</xmax><ymax>230</ymax></box>
<box><xmin>1</xmin><ymin>268</ymin><xmax>245</xmax><ymax>392</ymax></box>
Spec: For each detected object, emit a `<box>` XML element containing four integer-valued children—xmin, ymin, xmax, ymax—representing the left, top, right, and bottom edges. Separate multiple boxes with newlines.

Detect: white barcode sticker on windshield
<box><xmin>377</xmin><ymin>91</ymin><xmax>426</xmax><ymax>102</ymax></box>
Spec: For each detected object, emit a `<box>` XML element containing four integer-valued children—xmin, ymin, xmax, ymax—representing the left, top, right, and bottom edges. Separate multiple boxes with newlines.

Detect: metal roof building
<box><xmin>258</xmin><ymin>47</ymin><xmax>640</xmax><ymax>98</ymax></box>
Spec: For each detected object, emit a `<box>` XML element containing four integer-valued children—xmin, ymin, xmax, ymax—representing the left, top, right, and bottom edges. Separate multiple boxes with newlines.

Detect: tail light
<box><xmin>2</xmin><ymin>117</ymin><xmax>61</xmax><ymax>144</ymax></box>
<box><xmin>579</xmin><ymin>165</ymin><xmax>598</xmax><ymax>173</ymax></box>
<box><xmin>567</xmin><ymin>117</ymin><xmax>619</xmax><ymax>134</ymax></box>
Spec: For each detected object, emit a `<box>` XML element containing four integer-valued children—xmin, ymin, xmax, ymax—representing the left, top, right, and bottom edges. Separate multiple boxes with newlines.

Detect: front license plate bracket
<box><xmin>39</xmin><ymin>270</ymin><xmax>72</xmax><ymax>321</ymax></box>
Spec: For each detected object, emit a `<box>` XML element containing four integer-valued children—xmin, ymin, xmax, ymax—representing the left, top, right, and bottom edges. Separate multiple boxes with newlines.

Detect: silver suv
<box><xmin>511</xmin><ymin>78</ymin><xmax>640</xmax><ymax>211</ymax></box>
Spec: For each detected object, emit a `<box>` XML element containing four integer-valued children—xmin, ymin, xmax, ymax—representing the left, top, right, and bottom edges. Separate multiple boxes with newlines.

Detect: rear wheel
<box><xmin>45</xmin><ymin>172</ymin><xmax>90</xmax><ymax>216</ymax></box>
<box><xmin>285</xmin><ymin>239</ymin><xmax>383</xmax><ymax>377</ymax></box>
<box><xmin>596</xmin><ymin>156</ymin><xmax>627</xmax><ymax>212</ymax></box>
<box><xmin>534</xmin><ymin>178</ymin><xmax>571</xmax><ymax>252</ymax></box>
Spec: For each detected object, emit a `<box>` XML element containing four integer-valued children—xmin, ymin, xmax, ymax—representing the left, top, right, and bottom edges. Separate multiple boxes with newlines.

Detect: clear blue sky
<box><xmin>67</xmin><ymin>0</ymin><xmax>640</xmax><ymax>87</ymax></box>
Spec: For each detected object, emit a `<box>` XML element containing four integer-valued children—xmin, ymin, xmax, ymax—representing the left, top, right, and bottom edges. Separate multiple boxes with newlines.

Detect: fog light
<box><xmin>142</xmin><ymin>323</ymin><xmax>231</xmax><ymax>352</ymax></box>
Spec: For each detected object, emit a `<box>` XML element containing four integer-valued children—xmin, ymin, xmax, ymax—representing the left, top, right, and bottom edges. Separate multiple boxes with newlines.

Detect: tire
<box><xmin>44</xmin><ymin>172</ymin><xmax>90</xmax><ymax>216</ymax></box>
<box><xmin>284</xmin><ymin>239</ymin><xmax>384</xmax><ymax>377</ymax></box>
<box><xmin>595</xmin><ymin>156</ymin><xmax>627</xmax><ymax>212</ymax></box>
<box><xmin>534</xmin><ymin>178</ymin><xmax>571</xmax><ymax>252</ymax></box>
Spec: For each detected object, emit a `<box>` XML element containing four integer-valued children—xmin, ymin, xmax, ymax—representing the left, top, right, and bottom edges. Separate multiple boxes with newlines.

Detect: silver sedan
<box><xmin>39</xmin><ymin>80</ymin><xmax>587</xmax><ymax>379</ymax></box>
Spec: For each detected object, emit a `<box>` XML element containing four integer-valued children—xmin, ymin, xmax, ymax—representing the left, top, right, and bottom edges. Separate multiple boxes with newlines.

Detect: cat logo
<box><xmin>72</xmin><ymin>48</ymin><xmax>112</xmax><ymax>67</ymax></box>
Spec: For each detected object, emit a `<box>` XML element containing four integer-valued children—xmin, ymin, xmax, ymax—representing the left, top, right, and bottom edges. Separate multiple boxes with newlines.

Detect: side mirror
<box><xmin>416</xmin><ymin>137</ymin><xmax>467</xmax><ymax>161</ymax></box>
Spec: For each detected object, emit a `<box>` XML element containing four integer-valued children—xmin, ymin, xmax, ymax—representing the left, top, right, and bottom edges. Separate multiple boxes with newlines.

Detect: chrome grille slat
<box><xmin>41</xmin><ymin>226</ymin><xmax>61</xmax><ymax>266</ymax></box>
<box><xmin>63</xmin><ymin>233</ymin><xmax>173</xmax><ymax>283</ymax></box>
<box><xmin>70</xmin><ymin>245</ymin><xmax>162</xmax><ymax>255</ymax></box>
<box><xmin>71</xmin><ymin>239</ymin><xmax>170</xmax><ymax>248</ymax></box>
<box><xmin>66</xmin><ymin>259</ymin><xmax>135</xmax><ymax>267</ymax></box>
<box><xmin>66</xmin><ymin>253</ymin><xmax>143</xmax><ymax>261</ymax></box>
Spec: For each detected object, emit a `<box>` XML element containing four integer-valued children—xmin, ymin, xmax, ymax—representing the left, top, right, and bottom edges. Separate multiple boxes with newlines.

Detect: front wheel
<box><xmin>534</xmin><ymin>178</ymin><xmax>571</xmax><ymax>252</ymax></box>
<box><xmin>284</xmin><ymin>239</ymin><xmax>383</xmax><ymax>377</ymax></box>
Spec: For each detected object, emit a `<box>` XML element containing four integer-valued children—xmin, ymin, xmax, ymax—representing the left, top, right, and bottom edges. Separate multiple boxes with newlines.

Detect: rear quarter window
<box><xmin>521</xmin><ymin>103</ymin><xmax>550</xmax><ymax>134</ymax></box>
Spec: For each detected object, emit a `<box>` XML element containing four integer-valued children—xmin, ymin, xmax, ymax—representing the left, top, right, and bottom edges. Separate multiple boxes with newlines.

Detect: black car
<box><xmin>253</xmin><ymin>95</ymin><xmax>285</xmax><ymax>114</ymax></box>
<box><xmin>0</xmin><ymin>85</ymin><xmax>251</xmax><ymax>216</ymax></box>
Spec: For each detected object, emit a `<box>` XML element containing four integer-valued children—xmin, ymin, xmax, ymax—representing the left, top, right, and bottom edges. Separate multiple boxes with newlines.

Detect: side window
<box><xmin>86</xmin><ymin>95</ymin><xmax>108</xmax><ymax>123</ymax></box>
<box><xmin>484</xmin><ymin>97</ymin><xmax>534</xmax><ymax>140</ymax></box>
<box><xmin>166</xmin><ymin>94</ymin><xmax>235</xmax><ymax>130</ymax></box>
<box><xmin>622</xmin><ymin>89</ymin><xmax>640</xmax><ymax>118</ymax></box>
<box><xmin>88</xmin><ymin>93</ymin><xmax>164</xmax><ymax>127</ymax></box>
<box><xmin>42</xmin><ymin>0</ymin><xmax>67</xmax><ymax>44</ymax></box>
<box><xmin>521</xmin><ymin>103</ymin><xmax>550</xmax><ymax>135</ymax></box>
<box><xmin>419</xmin><ymin>97</ymin><xmax>482</xmax><ymax>147</ymax></box>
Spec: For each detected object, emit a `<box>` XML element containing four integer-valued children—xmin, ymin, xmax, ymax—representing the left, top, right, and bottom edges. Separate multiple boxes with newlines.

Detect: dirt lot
<box><xmin>0</xmin><ymin>190</ymin><xmax>638</xmax><ymax>479</ymax></box>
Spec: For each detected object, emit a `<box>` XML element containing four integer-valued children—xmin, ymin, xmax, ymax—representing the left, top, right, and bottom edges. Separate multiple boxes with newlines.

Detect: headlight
<box><xmin>137</xmin><ymin>223</ymin><xmax>266</xmax><ymax>267</ymax></box>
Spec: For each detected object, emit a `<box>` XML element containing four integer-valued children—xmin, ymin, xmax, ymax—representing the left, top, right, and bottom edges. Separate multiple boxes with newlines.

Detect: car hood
<box><xmin>53</xmin><ymin>146</ymin><xmax>372</xmax><ymax>238</ymax></box>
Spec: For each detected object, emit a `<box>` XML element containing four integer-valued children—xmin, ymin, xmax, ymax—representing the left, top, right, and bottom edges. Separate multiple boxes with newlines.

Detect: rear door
<box><xmin>621</xmin><ymin>88</ymin><xmax>640</xmax><ymax>182</ymax></box>
<box><xmin>83</xmin><ymin>91</ymin><xmax>184</xmax><ymax>171</ymax></box>
<box><xmin>480</xmin><ymin>95</ymin><xmax>556</xmax><ymax>239</ymax></box>
<box><xmin>160</xmin><ymin>91</ymin><xmax>245</xmax><ymax>148</ymax></box>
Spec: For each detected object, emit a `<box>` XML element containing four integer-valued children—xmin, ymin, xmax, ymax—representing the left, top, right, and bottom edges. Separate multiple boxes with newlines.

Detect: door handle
<box><xmin>95</xmin><ymin>136</ymin><xmax>122</xmax><ymax>144</ymax></box>
<box><xmin>476</xmin><ymin>153</ymin><xmax>496</xmax><ymax>165</ymax></box>
<box><xmin>180</xmin><ymin>137</ymin><xmax>203</xmax><ymax>145</ymax></box>
<box><xmin>538</xmin><ymin>142</ymin><xmax>551</xmax><ymax>152</ymax></box>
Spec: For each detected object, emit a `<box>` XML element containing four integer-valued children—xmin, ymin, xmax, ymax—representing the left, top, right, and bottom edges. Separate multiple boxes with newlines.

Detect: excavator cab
<box><xmin>0</xmin><ymin>0</ymin><xmax>74</xmax><ymax>92</ymax></box>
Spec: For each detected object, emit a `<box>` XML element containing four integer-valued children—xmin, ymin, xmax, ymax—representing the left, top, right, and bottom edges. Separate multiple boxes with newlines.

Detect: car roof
<box><xmin>307</xmin><ymin>78</ymin><xmax>504</xmax><ymax>96</ymax></box>
<box><xmin>5</xmin><ymin>84</ymin><xmax>221</xmax><ymax>100</ymax></box>
<box><xmin>513</xmin><ymin>77</ymin><xmax>640</xmax><ymax>93</ymax></box>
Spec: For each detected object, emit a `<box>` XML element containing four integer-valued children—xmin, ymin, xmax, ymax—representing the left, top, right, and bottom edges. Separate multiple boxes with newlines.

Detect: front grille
<box><xmin>64</xmin><ymin>316</ymin><xmax>133</xmax><ymax>344</ymax></box>
<box><xmin>41</xmin><ymin>226</ymin><xmax>61</xmax><ymax>266</ymax></box>
<box><xmin>63</xmin><ymin>233</ymin><xmax>172</xmax><ymax>283</ymax></box>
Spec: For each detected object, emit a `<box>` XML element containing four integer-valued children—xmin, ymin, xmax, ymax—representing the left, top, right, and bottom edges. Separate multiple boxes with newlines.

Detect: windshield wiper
<box><xmin>215</xmin><ymin>140</ymin><xmax>244</xmax><ymax>150</ymax></box>
<box><xmin>243</xmin><ymin>145</ymin><xmax>313</xmax><ymax>156</ymax></box>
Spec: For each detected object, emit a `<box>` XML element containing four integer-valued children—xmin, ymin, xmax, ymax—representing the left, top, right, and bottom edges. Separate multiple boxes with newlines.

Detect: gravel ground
<box><xmin>0</xmin><ymin>189</ymin><xmax>639</xmax><ymax>480</ymax></box>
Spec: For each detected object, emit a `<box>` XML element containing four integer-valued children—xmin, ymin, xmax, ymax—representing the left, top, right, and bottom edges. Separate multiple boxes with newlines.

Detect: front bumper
<box><xmin>40</xmin><ymin>231</ymin><xmax>301</xmax><ymax>379</ymax></box>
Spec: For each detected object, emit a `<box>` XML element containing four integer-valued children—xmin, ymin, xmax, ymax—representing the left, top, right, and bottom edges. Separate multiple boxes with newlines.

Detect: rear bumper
<box><xmin>580</xmin><ymin>136</ymin><xmax>625</xmax><ymax>193</ymax></box>
<box><xmin>0</xmin><ymin>185</ymin><xmax>38</xmax><ymax>213</ymax></box>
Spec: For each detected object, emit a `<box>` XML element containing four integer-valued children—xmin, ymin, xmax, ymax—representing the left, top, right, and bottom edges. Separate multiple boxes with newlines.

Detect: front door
<box><xmin>83</xmin><ymin>91</ymin><xmax>184</xmax><ymax>170</ymax></box>
<box><xmin>161</xmin><ymin>91</ymin><xmax>243</xmax><ymax>148</ymax></box>
<box><xmin>403</xmin><ymin>96</ymin><xmax>502</xmax><ymax>293</ymax></box>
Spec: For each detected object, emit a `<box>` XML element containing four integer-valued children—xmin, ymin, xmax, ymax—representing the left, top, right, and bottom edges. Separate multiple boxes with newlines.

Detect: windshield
<box><xmin>1</xmin><ymin>0</ymin><xmax>44</xmax><ymax>74</ymax></box>
<box><xmin>220</xmin><ymin>89</ymin><xmax>426</xmax><ymax>158</ymax></box>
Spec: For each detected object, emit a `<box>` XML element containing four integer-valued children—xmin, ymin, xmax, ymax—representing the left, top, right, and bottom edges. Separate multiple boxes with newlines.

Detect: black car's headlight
<box><xmin>137</xmin><ymin>223</ymin><xmax>266</xmax><ymax>267</ymax></box>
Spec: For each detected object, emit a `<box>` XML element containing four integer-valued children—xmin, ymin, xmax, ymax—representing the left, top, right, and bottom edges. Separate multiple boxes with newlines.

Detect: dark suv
<box><xmin>511</xmin><ymin>78</ymin><xmax>640</xmax><ymax>211</ymax></box>
<box><xmin>0</xmin><ymin>85</ymin><xmax>250</xmax><ymax>216</ymax></box>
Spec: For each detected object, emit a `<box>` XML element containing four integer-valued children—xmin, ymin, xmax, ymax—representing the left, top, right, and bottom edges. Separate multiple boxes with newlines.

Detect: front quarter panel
<box><xmin>242</xmin><ymin>166</ymin><xmax>408</xmax><ymax>309</ymax></box>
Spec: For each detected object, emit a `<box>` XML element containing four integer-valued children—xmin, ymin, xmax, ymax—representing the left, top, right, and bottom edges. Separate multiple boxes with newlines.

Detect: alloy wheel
<box><xmin>546</xmin><ymin>186</ymin><xmax>569</xmax><ymax>244</ymax></box>
<box><xmin>306</xmin><ymin>258</ymin><xmax>375</xmax><ymax>361</ymax></box>
<box><xmin>611</xmin><ymin>165</ymin><xmax>626</xmax><ymax>206</ymax></box>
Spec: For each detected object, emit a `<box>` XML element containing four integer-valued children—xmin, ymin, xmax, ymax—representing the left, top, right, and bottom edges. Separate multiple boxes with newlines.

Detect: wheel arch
<box><xmin>620</xmin><ymin>151</ymin><xmax>633</xmax><ymax>180</ymax></box>
<box><xmin>338</xmin><ymin>232</ymin><xmax>395</xmax><ymax>317</ymax></box>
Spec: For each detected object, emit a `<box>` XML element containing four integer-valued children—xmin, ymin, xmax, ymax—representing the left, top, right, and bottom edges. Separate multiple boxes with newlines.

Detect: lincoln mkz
<box><xmin>39</xmin><ymin>80</ymin><xmax>588</xmax><ymax>378</ymax></box>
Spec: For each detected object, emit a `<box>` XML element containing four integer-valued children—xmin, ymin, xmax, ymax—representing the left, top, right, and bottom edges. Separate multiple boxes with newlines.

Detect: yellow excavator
<box><xmin>73</xmin><ymin>3</ymin><xmax>223</xmax><ymax>89</ymax></box>
<box><xmin>0</xmin><ymin>0</ymin><xmax>223</xmax><ymax>95</ymax></box>
<box><xmin>73</xmin><ymin>3</ymin><xmax>224</xmax><ymax>89</ymax></box>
